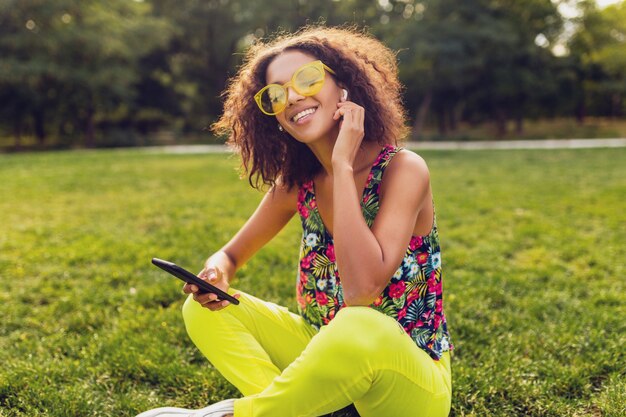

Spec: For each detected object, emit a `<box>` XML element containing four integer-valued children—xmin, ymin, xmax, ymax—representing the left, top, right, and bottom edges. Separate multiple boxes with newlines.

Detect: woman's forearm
<box><xmin>332</xmin><ymin>164</ymin><xmax>388</xmax><ymax>305</ymax></box>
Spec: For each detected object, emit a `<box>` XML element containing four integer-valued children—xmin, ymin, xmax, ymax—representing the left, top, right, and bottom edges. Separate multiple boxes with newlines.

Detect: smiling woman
<box><xmin>137</xmin><ymin>25</ymin><xmax>453</xmax><ymax>417</ymax></box>
<box><xmin>213</xmin><ymin>25</ymin><xmax>409</xmax><ymax>190</ymax></box>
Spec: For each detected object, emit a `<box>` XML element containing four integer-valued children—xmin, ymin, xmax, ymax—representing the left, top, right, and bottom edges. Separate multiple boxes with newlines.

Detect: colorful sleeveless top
<box><xmin>295</xmin><ymin>145</ymin><xmax>453</xmax><ymax>360</ymax></box>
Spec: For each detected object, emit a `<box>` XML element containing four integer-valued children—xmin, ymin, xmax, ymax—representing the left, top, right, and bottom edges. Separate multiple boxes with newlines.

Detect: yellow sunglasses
<box><xmin>254</xmin><ymin>60</ymin><xmax>336</xmax><ymax>116</ymax></box>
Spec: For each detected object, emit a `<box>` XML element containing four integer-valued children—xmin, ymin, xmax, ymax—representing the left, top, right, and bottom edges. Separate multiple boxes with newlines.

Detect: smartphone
<box><xmin>151</xmin><ymin>258</ymin><xmax>240</xmax><ymax>305</ymax></box>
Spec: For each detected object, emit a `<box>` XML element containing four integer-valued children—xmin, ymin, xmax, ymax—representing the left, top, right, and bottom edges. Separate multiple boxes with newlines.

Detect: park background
<box><xmin>1</xmin><ymin>1</ymin><xmax>625</xmax><ymax>417</ymax></box>
<box><xmin>1</xmin><ymin>0</ymin><xmax>626</xmax><ymax>149</ymax></box>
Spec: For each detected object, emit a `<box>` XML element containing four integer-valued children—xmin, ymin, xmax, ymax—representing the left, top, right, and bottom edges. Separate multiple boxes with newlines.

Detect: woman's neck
<box><xmin>307</xmin><ymin>137</ymin><xmax>336</xmax><ymax>175</ymax></box>
<box><xmin>307</xmin><ymin>137</ymin><xmax>383</xmax><ymax>177</ymax></box>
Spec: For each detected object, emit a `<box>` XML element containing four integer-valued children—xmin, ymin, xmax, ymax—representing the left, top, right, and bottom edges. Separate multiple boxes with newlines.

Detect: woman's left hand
<box><xmin>331</xmin><ymin>101</ymin><xmax>365</xmax><ymax>169</ymax></box>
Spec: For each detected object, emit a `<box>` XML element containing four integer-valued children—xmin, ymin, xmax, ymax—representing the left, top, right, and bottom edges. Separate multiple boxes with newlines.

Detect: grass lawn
<box><xmin>0</xmin><ymin>147</ymin><xmax>624</xmax><ymax>416</ymax></box>
<box><xmin>418</xmin><ymin>117</ymin><xmax>626</xmax><ymax>141</ymax></box>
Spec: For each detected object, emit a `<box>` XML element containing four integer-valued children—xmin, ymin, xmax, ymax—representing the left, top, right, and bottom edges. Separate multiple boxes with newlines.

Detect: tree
<box><xmin>372</xmin><ymin>0</ymin><xmax>565</xmax><ymax>138</ymax></box>
<box><xmin>569</xmin><ymin>0</ymin><xmax>626</xmax><ymax>120</ymax></box>
<box><xmin>145</xmin><ymin>0</ymin><xmax>360</xmax><ymax>134</ymax></box>
<box><xmin>0</xmin><ymin>0</ymin><xmax>172</xmax><ymax>147</ymax></box>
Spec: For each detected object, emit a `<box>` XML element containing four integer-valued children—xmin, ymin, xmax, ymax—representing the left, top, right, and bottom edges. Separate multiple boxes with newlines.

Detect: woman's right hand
<box><xmin>183</xmin><ymin>262</ymin><xmax>240</xmax><ymax>311</ymax></box>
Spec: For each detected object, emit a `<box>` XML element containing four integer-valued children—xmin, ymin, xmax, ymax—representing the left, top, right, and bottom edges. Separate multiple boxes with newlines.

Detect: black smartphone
<box><xmin>151</xmin><ymin>258</ymin><xmax>240</xmax><ymax>305</ymax></box>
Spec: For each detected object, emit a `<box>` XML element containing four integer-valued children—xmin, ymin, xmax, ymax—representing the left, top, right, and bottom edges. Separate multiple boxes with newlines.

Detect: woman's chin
<box><xmin>289</xmin><ymin>120</ymin><xmax>339</xmax><ymax>145</ymax></box>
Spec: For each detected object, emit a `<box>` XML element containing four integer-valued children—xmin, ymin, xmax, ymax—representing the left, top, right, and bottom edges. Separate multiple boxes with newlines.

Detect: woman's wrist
<box><xmin>331</xmin><ymin>160</ymin><xmax>354</xmax><ymax>175</ymax></box>
<box><xmin>206</xmin><ymin>250</ymin><xmax>237</xmax><ymax>280</ymax></box>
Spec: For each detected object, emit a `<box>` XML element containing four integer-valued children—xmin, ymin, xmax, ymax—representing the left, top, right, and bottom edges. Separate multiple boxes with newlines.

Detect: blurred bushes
<box><xmin>0</xmin><ymin>0</ymin><xmax>625</xmax><ymax>149</ymax></box>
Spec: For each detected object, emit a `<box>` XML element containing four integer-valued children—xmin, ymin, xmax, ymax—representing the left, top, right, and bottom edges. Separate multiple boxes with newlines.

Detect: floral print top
<box><xmin>296</xmin><ymin>145</ymin><xmax>453</xmax><ymax>360</ymax></box>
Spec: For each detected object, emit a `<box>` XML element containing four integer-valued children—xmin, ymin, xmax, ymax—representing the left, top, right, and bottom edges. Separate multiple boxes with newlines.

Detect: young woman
<box><xmin>138</xmin><ymin>26</ymin><xmax>453</xmax><ymax>417</ymax></box>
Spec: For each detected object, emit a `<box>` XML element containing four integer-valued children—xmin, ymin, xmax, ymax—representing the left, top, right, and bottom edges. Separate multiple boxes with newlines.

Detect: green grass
<box><xmin>0</xmin><ymin>147</ymin><xmax>624</xmax><ymax>416</ymax></box>
<box><xmin>419</xmin><ymin>117</ymin><xmax>626</xmax><ymax>141</ymax></box>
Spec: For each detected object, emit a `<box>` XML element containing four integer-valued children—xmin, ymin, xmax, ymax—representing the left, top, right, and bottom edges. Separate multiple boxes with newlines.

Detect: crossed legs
<box><xmin>182</xmin><ymin>290</ymin><xmax>451</xmax><ymax>417</ymax></box>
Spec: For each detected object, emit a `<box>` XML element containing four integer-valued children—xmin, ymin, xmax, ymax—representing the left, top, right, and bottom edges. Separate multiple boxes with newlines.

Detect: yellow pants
<box><xmin>182</xmin><ymin>290</ymin><xmax>451</xmax><ymax>417</ymax></box>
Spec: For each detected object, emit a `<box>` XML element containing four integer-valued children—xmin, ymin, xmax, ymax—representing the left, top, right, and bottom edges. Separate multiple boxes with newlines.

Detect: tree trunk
<box><xmin>495</xmin><ymin>108</ymin><xmax>507</xmax><ymax>138</ymax></box>
<box><xmin>412</xmin><ymin>91</ymin><xmax>432</xmax><ymax>140</ymax></box>
<box><xmin>437</xmin><ymin>108</ymin><xmax>448</xmax><ymax>137</ymax></box>
<box><xmin>33</xmin><ymin>108</ymin><xmax>46</xmax><ymax>146</ymax></box>
<box><xmin>611</xmin><ymin>93</ymin><xmax>622</xmax><ymax>118</ymax></box>
<box><xmin>85</xmin><ymin>104</ymin><xmax>96</xmax><ymax>148</ymax></box>
<box><xmin>515</xmin><ymin>114</ymin><xmax>524</xmax><ymax>136</ymax></box>
<box><xmin>13</xmin><ymin>116</ymin><xmax>22</xmax><ymax>150</ymax></box>
<box><xmin>451</xmin><ymin>102</ymin><xmax>464</xmax><ymax>132</ymax></box>
<box><xmin>448</xmin><ymin>107</ymin><xmax>456</xmax><ymax>132</ymax></box>
<box><xmin>576</xmin><ymin>99</ymin><xmax>586</xmax><ymax>125</ymax></box>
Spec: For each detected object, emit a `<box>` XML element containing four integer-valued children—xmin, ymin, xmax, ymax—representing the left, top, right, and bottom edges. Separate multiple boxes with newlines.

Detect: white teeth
<box><xmin>292</xmin><ymin>107</ymin><xmax>317</xmax><ymax>122</ymax></box>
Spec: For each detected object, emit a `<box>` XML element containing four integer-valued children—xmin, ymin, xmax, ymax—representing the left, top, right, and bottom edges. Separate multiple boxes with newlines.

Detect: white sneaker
<box><xmin>136</xmin><ymin>399</ymin><xmax>235</xmax><ymax>417</ymax></box>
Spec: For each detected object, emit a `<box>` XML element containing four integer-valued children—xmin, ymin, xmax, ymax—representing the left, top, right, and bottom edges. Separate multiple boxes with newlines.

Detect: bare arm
<box><xmin>333</xmin><ymin>151</ymin><xmax>431</xmax><ymax>306</ymax></box>
<box><xmin>220</xmin><ymin>183</ymin><xmax>298</xmax><ymax>273</ymax></box>
<box><xmin>184</xmin><ymin>183</ymin><xmax>298</xmax><ymax>310</ymax></box>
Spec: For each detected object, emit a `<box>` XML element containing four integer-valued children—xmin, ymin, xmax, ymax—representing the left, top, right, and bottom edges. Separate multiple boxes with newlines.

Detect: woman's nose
<box><xmin>286</xmin><ymin>86</ymin><xmax>305</xmax><ymax>104</ymax></box>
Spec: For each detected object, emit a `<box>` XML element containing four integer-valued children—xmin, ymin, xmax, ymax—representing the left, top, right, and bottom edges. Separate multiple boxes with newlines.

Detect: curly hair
<box><xmin>211</xmin><ymin>25</ymin><xmax>409</xmax><ymax>190</ymax></box>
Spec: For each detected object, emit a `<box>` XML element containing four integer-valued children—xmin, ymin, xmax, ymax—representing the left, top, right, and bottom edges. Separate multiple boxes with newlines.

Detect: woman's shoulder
<box><xmin>267</xmin><ymin>180</ymin><xmax>300</xmax><ymax>212</ymax></box>
<box><xmin>383</xmin><ymin>147</ymin><xmax>430</xmax><ymax>184</ymax></box>
<box><xmin>375</xmin><ymin>147</ymin><xmax>431</xmax><ymax>207</ymax></box>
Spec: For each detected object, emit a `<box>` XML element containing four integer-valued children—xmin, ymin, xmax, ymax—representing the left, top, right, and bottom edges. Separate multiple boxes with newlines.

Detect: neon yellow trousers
<box><xmin>182</xmin><ymin>290</ymin><xmax>451</xmax><ymax>417</ymax></box>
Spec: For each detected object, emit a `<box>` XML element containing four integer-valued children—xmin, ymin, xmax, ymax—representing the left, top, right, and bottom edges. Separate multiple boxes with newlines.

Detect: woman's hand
<box><xmin>183</xmin><ymin>262</ymin><xmax>240</xmax><ymax>311</ymax></box>
<box><xmin>331</xmin><ymin>100</ymin><xmax>365</xmax><ymax>169</ymax></box>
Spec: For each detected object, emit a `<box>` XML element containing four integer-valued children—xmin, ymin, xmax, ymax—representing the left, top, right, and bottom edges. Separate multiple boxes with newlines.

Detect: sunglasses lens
<box><xmin>295</xmin><ymin>65</ymin><xmax>324</xmax><ymax>95</ymax></box>
<box><xmin>259</xmin><ymin>86</ymin><xmax>287</xmax><ymax>114</ymax></box>
<box><xmin>256</xmin><ymin>62</ymin><xmax>328</xmax><ymax>114</ymax></box>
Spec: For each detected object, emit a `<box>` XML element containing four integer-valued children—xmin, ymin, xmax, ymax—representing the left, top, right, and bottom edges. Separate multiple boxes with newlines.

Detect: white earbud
<box><xmin>341</xmin><ymin>89</ymin><xmax>348</xmax><ymax>101</ymax></box>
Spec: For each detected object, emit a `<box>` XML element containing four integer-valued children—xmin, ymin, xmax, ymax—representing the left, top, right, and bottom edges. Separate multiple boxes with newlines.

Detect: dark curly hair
<box><xmin>211</xmin><ymin>25</ymin><xmax>409</xmax><ymax>190</ymax></box>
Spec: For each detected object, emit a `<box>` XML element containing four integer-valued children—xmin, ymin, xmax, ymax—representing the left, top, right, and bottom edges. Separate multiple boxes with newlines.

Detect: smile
<box><xmin>291</xmin><ymin>107</ymin><xmax>318</xmax><ymax>123</ymax></box>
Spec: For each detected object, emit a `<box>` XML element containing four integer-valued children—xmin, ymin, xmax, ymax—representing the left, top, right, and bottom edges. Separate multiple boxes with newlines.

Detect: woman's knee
<box><xmin>323</xmin><ymin>307</ymin><xmax>401</xmax><ymax>356</ymax></box>
<box><xmin>182</xmin><ymin>293</ymin><xmax>238</xmax><ymax>336</ymax></box>
<box><xmin>182</xmin><ymin>293</ymin><xmax>200</xmax><ymax>323</ymax></box>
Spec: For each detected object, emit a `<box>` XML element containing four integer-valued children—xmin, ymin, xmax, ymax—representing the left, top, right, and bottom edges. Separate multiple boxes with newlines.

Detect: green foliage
<box><xmin>0</xmin><ymin>1</ymin><xmax>625</xmax><ymax>145</ymax></box>
<box><xmin>0</xmin><ymin>0</ymin><xmax>173</xmax><ymax>145</ymax></box>
<box><xmin>0</xmin><ymin>147</ymin><xmax>624</xmax><ymax>416</ymax></box>
<box><xmin>568</xmin><ymin>0</ymin><xmax>626</xmax><ymax>118</ymax></box>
